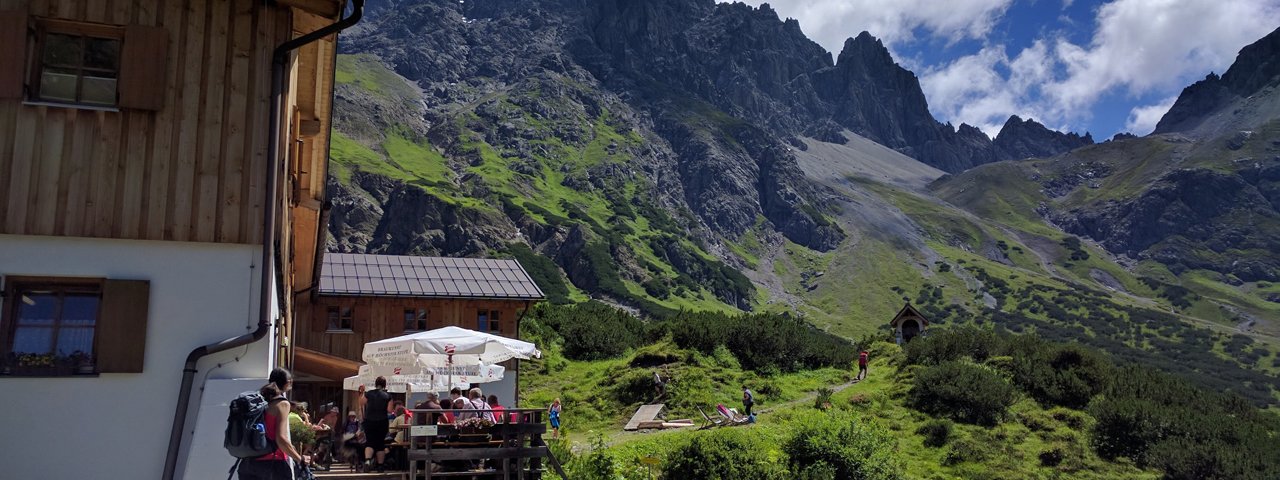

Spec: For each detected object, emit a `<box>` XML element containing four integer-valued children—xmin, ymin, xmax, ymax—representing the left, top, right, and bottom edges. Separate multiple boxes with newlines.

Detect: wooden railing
<box><xmin>402</xmin><ymin>408</ymin><xmax>567</xmax><ymax>480</ymax></box>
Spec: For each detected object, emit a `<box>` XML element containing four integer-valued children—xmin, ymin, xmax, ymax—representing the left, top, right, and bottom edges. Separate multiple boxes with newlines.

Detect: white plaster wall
<box><xmin>0</xmin><ymin>235</ymin><xmax>275</xmax><ymax>480</ymax></box>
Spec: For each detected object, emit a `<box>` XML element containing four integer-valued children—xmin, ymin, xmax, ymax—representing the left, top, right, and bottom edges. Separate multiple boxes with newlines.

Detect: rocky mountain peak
<box><xmin>1155</xmin><ymin>26</ymin><xmax>1280</xmax><ymax>135</ymax></box>
<box><xmin>1220</xmin><ymin>26</ymin><xmax>1280</xmax><ymax>97</ymax></box>
<box><xmin>837</xmin><ymin>31</ymin><xmax>896</xmax><ymax>67</ymax></box>
<box><xmin>994</xmin><ymin>115</ymin><xmax>1093</xmax><ymax>160</ymax></box>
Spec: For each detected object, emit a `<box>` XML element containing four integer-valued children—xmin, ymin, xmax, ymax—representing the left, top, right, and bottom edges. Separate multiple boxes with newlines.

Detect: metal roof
<box><xmin>319</xmin><ymin>253</ymin><xmax>546</xmax><ymax>300</ymax></box>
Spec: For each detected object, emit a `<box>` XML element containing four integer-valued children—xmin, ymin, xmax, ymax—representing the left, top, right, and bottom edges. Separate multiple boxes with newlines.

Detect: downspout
<box><xmin>515</xmin><ymin>300</ymin><xmax>531</xmax><ymax>406</ymax></box>
<box><xmin>161</xmin><ymin>3</ymin><xmax>364</xmax><ymax>480</ymax></box>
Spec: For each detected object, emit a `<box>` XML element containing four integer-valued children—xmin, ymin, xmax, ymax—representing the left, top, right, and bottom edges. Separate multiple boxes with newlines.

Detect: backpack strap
<box><xmin>227</xmin><ymin>458</ymin><xmax>241</xmax><ymax>480</ymax></box>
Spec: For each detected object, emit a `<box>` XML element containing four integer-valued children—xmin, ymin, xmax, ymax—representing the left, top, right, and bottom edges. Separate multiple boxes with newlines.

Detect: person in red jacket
<box><xmin>857</xmin><ymin>351</ymin><xmax>869</xmax><ymax>381</ymax></box>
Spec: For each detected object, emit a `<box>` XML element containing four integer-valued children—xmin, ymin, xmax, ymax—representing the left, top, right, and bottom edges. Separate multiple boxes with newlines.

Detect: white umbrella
<box><xmin>362</xmin><ymin>326</ymin><xmax>541</xmax><ymax>368</ymax></box>
<box><xmin>342</xmin><ymin>363</ymin><xmax>504</xmax><ymax>393</ymax></box>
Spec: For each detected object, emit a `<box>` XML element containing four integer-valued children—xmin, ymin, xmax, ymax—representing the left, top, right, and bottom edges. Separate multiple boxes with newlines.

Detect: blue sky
<box><xmin>723</xmin><ymin>0</ymin><xmax>1280</xmax><ymax>139</ymax></box>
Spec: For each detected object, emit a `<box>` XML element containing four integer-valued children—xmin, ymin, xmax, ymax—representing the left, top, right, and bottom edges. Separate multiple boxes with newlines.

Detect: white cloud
<box><xmin>1124</xmin><ymin>96</ymin><xmax>1177</xmax><ymax>135</ymax></box>
<box><xmin>919</xmin><ymin>0</ymin><xmax>1280</xmax><ymax>137</ymax></box>
<box><xmin>721</xmin><ymin>0</ymin><xmax>1279</xmax><ymax>138</ymax></box>
<box><xmin>1044</xmin><ymin>0</ymin><xmax>1280</xmax><ymax>113</ymax></box>
<box><xmin>922</xmin><ymin>41</ymin><xmax>1060</xmax><ymax>136</ymax></box>
<box><xmin>721</xmin><ymin>0</ymin><xmax>1013</xmax><ymax>53</ymax></box>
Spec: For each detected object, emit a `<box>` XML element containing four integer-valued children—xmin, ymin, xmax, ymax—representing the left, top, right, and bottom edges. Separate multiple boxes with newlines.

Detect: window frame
<box><xmin>1</xmin><ymin>276</ymin><xmax>105</xmax><ymax>375</ymax></box>
<box><xmin>403</xmin><ymin>308</ymin><xmax>428</xmax><ymax>333</ymax></box>
<box><xmin>325</xmin><ymin>305</ymin><xmax>354</xmax><ymax>333</ymax></box>
<box><xmin>477</xmin><ymin>309</ymin><xmax>502</xmax><ymax>335</ymax></box>
<box><xmin>27</xmin><ymin>18</ymin><xmax>124</xmax><ymax>109</ymax></box>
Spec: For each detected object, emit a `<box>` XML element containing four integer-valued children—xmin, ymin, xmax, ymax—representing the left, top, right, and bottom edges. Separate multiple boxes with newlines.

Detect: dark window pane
<box><xmin>81</xmin><ymin>76</ymin><xmax>116</xmax><ymax>105</ymax></box>
<box><xmin>12</xmin><ymin>326</ymin><xmax>54</xmax><ymax>355</ymax></box>
<box><xmin>85</xmin><ymin>38</ymin><xmax>119</xmax><ymax>70</ymax></box>
<box><xmin>39</xmin><ymin>67</ymin><xmax>78</xmax><ymax>102</ymax></box>
<box><xmin>62</xmin><ymin>294</ymin><xmax>99</xmax><ymax>326</ymax></box>
<box><xmin>43</xmin><ymin>33</ymin><xmax>81</xmax><ymax>66</ymax></box>
<box><xmin>17</xmin><ymin>293</ymin><xmax>58</xmax><ymax>326</ymax></box>
<box><xmin>56</xmin><ymin>327</ymin><xmax>95</xmax><ymax>355</ymax></box>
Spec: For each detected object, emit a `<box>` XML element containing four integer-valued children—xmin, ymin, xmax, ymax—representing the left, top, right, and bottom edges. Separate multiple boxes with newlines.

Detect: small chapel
<box><xmin>890</xmin><ymin>303</ymin><xmax>930</xmax><ymax>344</ymax></box>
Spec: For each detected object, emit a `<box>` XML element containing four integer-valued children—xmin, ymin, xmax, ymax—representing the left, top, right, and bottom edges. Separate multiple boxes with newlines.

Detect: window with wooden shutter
<box><xmin>28</xmin><ymin>19</ymin><xmax>124</xmax><ymax>108</ymax></box>
<box><xmin>0</xmin><ymin>10</ymin><xmax>29</xmax><ymax>99</ymax></box>
<box><xmin>0</xmin><ymin>276</ymin><xmax>148</xmax><ymax>375</ymax></box>
<box><xmin>117</xmin><ymin>24</ymin><xmax>167</xmax><ymax>110</ymax></box>
<box><xmin>97</xmin><ymin>280</ymin><xmax>149</xmax><ymax>373</ymax></box>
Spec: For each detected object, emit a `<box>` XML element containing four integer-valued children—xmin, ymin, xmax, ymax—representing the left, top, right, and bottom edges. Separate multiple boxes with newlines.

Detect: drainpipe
<box><xmin>160</xmin><ymin>2</ymin><xmax>363</xmax><ymax>480</ymax></box>
<box><xmin>515</xmin><ymin>300</ymin><xmax>531</xmax><ymax>406</ymax></box>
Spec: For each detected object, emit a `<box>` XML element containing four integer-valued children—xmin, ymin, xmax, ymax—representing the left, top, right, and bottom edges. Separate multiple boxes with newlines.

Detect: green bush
<box><xmin>941</xmin><ymin>437</ymin><xmax>989</xmax><ymax>466</ymax></box>
<box><xmin>664</xmin><ymin>311</ymin><xmax>855</xmax><ymax>372</ymax></box>
<box><xmin>504</xmin><ymin>243</ymin><xmax>573</xmax><ymax>304</ymax></box>
<box><xmin>916</xmin><ymin>419</ymin><xmax>953</xmax><ymax>447</ymax></box>
<box><xmin>909</xmin><ymin>361</ymin><xmax>1015</xmax><ymax>425</ymax></box>
<box><xmin>794</xmin><ymin>461</ymin><xmax>838</xmax><ymax>480</ymax></box>
<box><xmin>904</xmin><ymin>327</ymin><xmax>1002</xmax><ymax>366</ymax></box>
<box><xmin>568</xmin><ymin>434</ymin><xmax>621</xmax><ymax>480</ymax></box>
<box><xmin>1038</xmin><ymin>445</ymin><xmax>1066</xmax><ymax>467</ymax></box>
<box><xmin>783</xmin><ymin>413</ymin><xmax>905</xmax><ymax>480</ymax></box>
<box><xmin>1007</xmin><ymin>340</ymin><xmax>1111</xmax><ymax>408</ymax></box>
<box><xmin>1087</xmin><ymin>367</ymin><xmax>1280</xmax><ymax>479</ymax></box>
<box><xmin>662</xmin><ymin>429</ymin><xmax>788</xmax><ymax>480</ymax></box>
<box><xmin>288</xmin><ymin>414</ymin><xmax>316</xmax><ymax>451</ymax></box>
<box><xmin>534</xmin><ymin>302</ymin><xmax>645</xmax><ymax>360</ymax></box>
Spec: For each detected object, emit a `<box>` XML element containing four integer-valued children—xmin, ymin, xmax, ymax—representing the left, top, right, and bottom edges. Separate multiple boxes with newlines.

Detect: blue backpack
<box><xmin>224</xmin><ymin>391</ymin><xmax>285</xmax><ymax>477</ymax></box>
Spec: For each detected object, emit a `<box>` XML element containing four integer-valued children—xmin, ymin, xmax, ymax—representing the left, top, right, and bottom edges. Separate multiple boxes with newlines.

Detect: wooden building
<box><xmin>293</xmin><ymin>252</ymin><xmax>545</xmax><ymax>410</ymax></box>
<box><xmin>0</xmin><ymin>1</ymin><xmax>356</xmax><ymax>478</ymax></box>
<box><xmin>891</xmin><ymin>303</ymin><xmax>930</xmax><ymax>344</ymax></box>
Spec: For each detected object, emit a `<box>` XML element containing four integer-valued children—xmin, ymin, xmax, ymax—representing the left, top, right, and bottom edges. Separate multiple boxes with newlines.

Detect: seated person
<box><xmin>341</xmin><ymin>411</ymin><xmax>366</xmax><ymax>465</ymax></box>
<box><xmin>462</xmin><ymin>388</ymin><xmax>495</xmax><ymax>422</ymax></box>
<box><xmin>487</xmin><ymin>395</ymin><xmax>506</xmax><ymax>423</ymax></box>
<box><xmin>414</xmin><ymin>393</ymin><xmax>443</xmax><ymax>425</ymax></box>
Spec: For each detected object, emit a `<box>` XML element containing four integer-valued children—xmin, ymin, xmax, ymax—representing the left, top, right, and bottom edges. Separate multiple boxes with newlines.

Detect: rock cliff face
<box><xmin>1053</xmin><ymin>163</ymin><xmax>1280</xmax><ymax>281</ymax></box>
<box><xmin>328</xmin><ymin>0</ymin><xmax>1096</xmax><ymax>312</ymax></box>
<box><xmin>1155</xmin><ymin>26</ymin><xmax>1280</xmax><ymax>134</ymax></box>
<box><xmin>1024</xmin><ymin>26</ymin><xmax>1280</xmax><ymax>282</ymax></box>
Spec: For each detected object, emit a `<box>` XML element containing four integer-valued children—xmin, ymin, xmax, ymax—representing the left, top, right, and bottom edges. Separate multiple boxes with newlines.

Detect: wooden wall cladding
<box><xmin>0</xmin><ymin>0</ymin><xmax>297</xmax><ymax>244</ymax></box>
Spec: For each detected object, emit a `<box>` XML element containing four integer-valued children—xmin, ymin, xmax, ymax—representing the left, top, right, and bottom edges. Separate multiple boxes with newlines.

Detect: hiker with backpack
<box><xmin>228</xmin><ymin>368</ymin><xmax>309</xmax><ymax>480</ymax></box>
<box><xmin>857</xmin><ymin>350</ymin><xmax>869</xmax><ymax>381</ymax></box>
<box><xmin>742</xmin><ymin>385</ymin><xmax>755</xmax><ymax>417</ymax></box>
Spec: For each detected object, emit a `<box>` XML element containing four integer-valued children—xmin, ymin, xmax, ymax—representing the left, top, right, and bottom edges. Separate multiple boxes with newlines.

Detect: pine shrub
<box><xmin>909</xmin><ymin>361</ymin><xmax>1015</xmax><ymax>425</ymax></box>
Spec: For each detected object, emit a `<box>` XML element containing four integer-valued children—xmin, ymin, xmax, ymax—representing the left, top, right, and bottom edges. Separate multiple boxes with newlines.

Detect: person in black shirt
<box><xmin>358</xmin><ymin>377</ymin><xmax>393</xmax><ymax>473</ymax></box>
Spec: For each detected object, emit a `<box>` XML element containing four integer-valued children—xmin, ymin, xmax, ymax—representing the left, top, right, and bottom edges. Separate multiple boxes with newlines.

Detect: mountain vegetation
<box><xmin>323</xmin><ymin>0</ymin><xmax>1280</xmax><ymax>477</ymax></box>
<box><xmin>518</xmin><ymin>304</ymin><xmax>1280</xmax><ymax>480</ymax></box>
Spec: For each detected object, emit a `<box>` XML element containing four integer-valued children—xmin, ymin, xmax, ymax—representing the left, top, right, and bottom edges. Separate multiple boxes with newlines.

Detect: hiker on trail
<box><xmin>357</xmin><ymin>376</ymin><xmax>393</xmax><ymax>473</ymax></box>
<box><xmin>238</xmin><ymin>370</ymin><xmax>309</xmax><ymax>480</ymax></box>
<box><xmin>857</xmin><ymin>350</ymin><xmax>869</xmax><ymax>381</ymax></box>
<box><xmin>548</xmin><ymin>398</ymin><xmax>562</xmax><ymax>438</ymax></box>
<box><xmin>742</xmin><ymin>386</ymin><xmax>755</xmax><ymax>417</ymax></box>
<box><xmin>654</xmin><ymin>369</ymin><xmax>666</xmax><ymax>398</ymax></box>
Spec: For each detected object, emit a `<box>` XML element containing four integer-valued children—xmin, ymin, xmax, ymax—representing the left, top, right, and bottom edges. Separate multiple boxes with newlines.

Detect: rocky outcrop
<box><xmin>994</xmin><ymin>116</ymin><xmax>1094</xmax><ymax>160</ymax></box>
<box><xmin>1155</xmin><ymin>26</ymin><xmax>1280</xmax><ymax>134</ymax></box>
<box><xmin>1053</xmin><ymin>164</ymin><xmax>1280</xmax><ymax>281</ymax></box>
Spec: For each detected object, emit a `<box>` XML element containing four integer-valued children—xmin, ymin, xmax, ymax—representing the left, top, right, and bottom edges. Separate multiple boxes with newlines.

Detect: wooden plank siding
<box><xmin>0</xmin><ymin>0</ymin><xmax>337</xmax><ymax>251</ymax></box>
<box><xmin>295</xmin><ymin>297</ymin><xmax>533</xmax><ymax>365</ymax></box>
